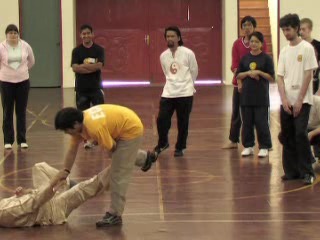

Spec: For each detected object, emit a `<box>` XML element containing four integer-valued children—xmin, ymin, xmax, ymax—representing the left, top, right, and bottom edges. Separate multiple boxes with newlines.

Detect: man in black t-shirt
<box><xmin>300</xmin><ymin>18</ymin><xmax>320</xmax><ymax>94</ymax></box>
<box><xmin>71</xmin><ymin>24</ymin><xmax>105</xmax><ymax>149</ymax></box>
<box><xmin>71</xmin><ymin>24</ymin><xmax>105</xmax><ymax>110</ymax></box>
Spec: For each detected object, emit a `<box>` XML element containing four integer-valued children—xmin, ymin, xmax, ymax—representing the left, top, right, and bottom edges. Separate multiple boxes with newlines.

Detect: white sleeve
<box><xmin>277</xmin><ymin>50</ymin><xmax>285</xmax><ymax>77</ymax></box>
<box><xmin>304</xmin><ymin>45</ymin><xmax>318</xmax><ymax>71</ymax></box>
<box><xmin>160</xmin><ymin>54</ymin><xmax>166</xmax><ymax>75</ymax></box>
<box><xmin>189</xmin><ymin>51</ymin><xmax>198</xmax><ymax>82</ymax></box>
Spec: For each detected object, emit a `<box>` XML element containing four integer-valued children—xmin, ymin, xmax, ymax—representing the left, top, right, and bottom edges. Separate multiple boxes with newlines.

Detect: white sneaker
<box><xmin>20</xmin><ymin>143</ymin><xmax>28</xmax><ymax>148</ymax></box>
<box><xmin>241</xmin><ymin>147</ymin><xmax>254</xmax><ymax>156</ymax></box>
<box><xmin>258</xmin><ymin>149</ymin><xmax>268</xmax><ymax>158</ymax></box>
<box><xmin>84</xmin><ymin>141</ymin><xmax>95</xmax><ymax>149</ymax></box>
<box><xmin>4</xmin><ymin>144</ymin><xmax>12</xmax><ymax>149</ymax></box>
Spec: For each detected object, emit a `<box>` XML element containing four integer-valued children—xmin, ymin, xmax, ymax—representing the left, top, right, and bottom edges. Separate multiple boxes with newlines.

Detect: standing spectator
<box><xmin>154</xmin><ymin>26</ymin><xmax>198</xmax><ymax>157</ymax></box>
<box><xmin>277</xmin><ymin>14</ymin><xmax>318</xmax><ymax>185</ymax></box>
<box><xmin>300</xmin><ymin>18</ymin><xmax>320</xmax><ymax>159</ymax></box>
<box><xmin>71</xmin><ymin>24</ymin><xmax>105</xmax><ymax>149</ymax></box>
<box><xmin>300</xmin><ymin>18</ymin><xmax>320</xmax><ymax>94</ymax></box>
<box><xmin>222</xmin><ymin>16</ymin><xmax>267</xmax><ymax>149</ymax></box>
<box><xmin>237</xmin><ymin>32</ymin><xmax>274</xmax><ymax>158</ymax></box>
<box><xmin>0</xmin><ymin>24</ymin><xmax>35</xmax><ymax>149</ymax></box>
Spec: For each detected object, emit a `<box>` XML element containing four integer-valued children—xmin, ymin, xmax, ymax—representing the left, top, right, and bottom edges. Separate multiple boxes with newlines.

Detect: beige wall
<box><xmin>268</xmin><ymin>0</ymin><xmax>278</xmax><ymax>67</ymax></box>
<box><xmin>61</xmin><ymin>0</ymin><xmax>76</xmax><ymax>88</ymax></box>
<box><xmin>0</xmin><ymin>0</ymin><xmax>19</xmax><ymax>42</ymax></box>
<box><xmin>280</xmin><ymin>0</ymin><xmax>320</xmax><ymax>49</ymax></box>
<box><xmin>0</xmin><ymin>0</ymin><xmax>238</xmax><ymax>87</ymax></box>
<box><xmin>223</xmin><ymin>0</ymin><xmax>238</xmax><ymax>85</ymax></box>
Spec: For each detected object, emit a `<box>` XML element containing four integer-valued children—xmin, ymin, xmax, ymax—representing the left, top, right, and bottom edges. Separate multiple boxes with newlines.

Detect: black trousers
<box><xmin>0</xmin><ymin>80</ymin><xmax>30</xmax><ymax>144</ymax></box>
<box><xmin>76</xmin><ymin>89</ymin><xmax>105</xmax><ymax>111</ymax></box>
<box><xmin>241</xmin><ymin>106</ymin><xmax>272</xmax><ymax>149</ymax></box>
<box><xmin>156</xmin><ymin>96</ymin><xmax>193</xmax><ymax>150</ymax></box>
<box><xmin>313</xmin><ymin>78</ymin><xmax>319</xmax><ymax>94</ymax></box>
<box><xmin>279</xmin><ymin>104</ymin><xmax>314</xmax><ymax>177</ymax></box>
<box><xmin>229</xmin><ymin>87</ymin><xmax>241</xmax><ymax>143</ymax></box>
<box><xmin>308</xmin><ymin>128</ymin><xmax>320</xmax><ymax>158</ymax></box>
<box><xmin>311</xmin><ymin>134</ymin><xmax>320</xmax><ymax>146</ymax></box>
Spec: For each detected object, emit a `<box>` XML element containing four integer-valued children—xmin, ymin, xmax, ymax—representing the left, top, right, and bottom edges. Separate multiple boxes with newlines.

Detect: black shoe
<box><xmin>174</xmin><ymin>149</ymin><xmax>184</xmax><ymax>157</ymax></box>
<box><xmin>303</xmin><ymin>174</ymin><xmax>315</xmax><ymax>185</ymax></box>
<box><xmin>96</xmin><ymin>212</ymin><xmax>122</xmax><ymax>227</ymax></box>
<box><xmin>141</xmin><ymin>151</ymin><xmax>158</xmax><ymax>172</ymax></box>
<box><xmin>281</xmin><ymin>175</ymin><xmax>299</xmax><ymax>181</ymax></box>
<box><xmin>154</xmin><ymin>143</ymin><xmax>169</xmax><ymax>155</ymax></box>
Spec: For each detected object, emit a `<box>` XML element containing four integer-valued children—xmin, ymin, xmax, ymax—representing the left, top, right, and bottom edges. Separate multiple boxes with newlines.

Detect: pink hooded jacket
<box><xmin>0</xmin><ymin>39</ymin><xmax>35</xmax><ymax>83</ymax></box>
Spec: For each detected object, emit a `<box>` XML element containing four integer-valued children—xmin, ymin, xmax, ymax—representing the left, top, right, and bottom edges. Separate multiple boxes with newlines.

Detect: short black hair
<box><xmin>5</xmin><ymin>24</ymin><xmax>19</xmax><ymax>34</ymax></box>
<box><xmin>55</xmin><ymin>107</ymin><xmax>84</xmax><ymax>130</ymax></box>
<box><xmin>80</xmin><ymin>24</ymin><xmax>93</xmax><ymax>33</ymax></box>
<box><xmin>249</xmin><ymin>31</ymin><xmax>264</xmax><ymax>43</ymax></box>
<box><xmin>279</xmin><ymin>14</ymin><xmax>300</xmax><ymax>30</ymax></box>
<box><xmin>241</xmin><ymin>16</ymin><xmax>257</xmax><ymax>29</ymax></box>
<box><xmin>164</xmin><ymin>26</ymin><xmax>184</xmax><ymax>46</ymax></box>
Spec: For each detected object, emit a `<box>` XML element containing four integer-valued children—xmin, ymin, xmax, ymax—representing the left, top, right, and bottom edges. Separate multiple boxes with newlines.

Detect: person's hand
<box><xmin>15</xmin><ymin>187</ymin><xmax>32</xmax><ymax>197</ymax></box>
<box><xmin>249</xmin><ymin>70</ymin><xmax>260</xmax><ymax>80</ymax></box>
<box><xmin>56</xmin><ymin>169</ymin><xmax>69</xmax><ymax>181</ymax></box>
<box><xmin>293</xmin><ymin>99</ymin><xmax>303</xmax><ymax>117</ymax></box>
<box><xmin>15</xmin><ymin>186</ymin><xmax>24</xmax><ymax>197</ymax></box>
<box><xmin>237</xmin><ymin>80</ymin><xmax>243</xmax><ymax>93</ymax></box>
<box><xmin>308</xmin><ymin>131</ymin><xmax>315</xmax><ymax>141</ymax></box>
<box><xmin>282</xmin><ymin>97</ymin><xmax>292</xmax><ymax>115</ymax></box>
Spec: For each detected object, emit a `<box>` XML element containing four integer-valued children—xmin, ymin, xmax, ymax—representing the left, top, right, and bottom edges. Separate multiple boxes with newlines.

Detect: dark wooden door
<box><xmin>76</xmin><ymin>0</ymin><xmax>149</xmax><ymax>80</ymax></box>
<box><xmin>76</xmin><ymin>0</ymin><xmax>222</xmax><ymax>82</ymax></box>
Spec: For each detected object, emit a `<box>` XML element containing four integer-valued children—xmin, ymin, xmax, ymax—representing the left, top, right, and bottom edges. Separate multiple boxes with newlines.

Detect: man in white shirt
<box><xmin>277</xmin><ymin>14</ymin><xmax>318</xmax><ymax>185</ymax></box>
<box><xmin>308</xmin><ymin>95</ymin><xmax>320</xmax><ymax>157</ymax></box>
<box><xmin>154</xmin><ymin>26</ymin><xmax>198</xmax><ymax>157</ymax></box>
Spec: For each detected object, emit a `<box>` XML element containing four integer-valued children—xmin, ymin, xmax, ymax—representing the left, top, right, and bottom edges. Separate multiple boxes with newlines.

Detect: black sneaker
<box><xmin>174</xmin><ymin>149</ymin><xmax>184</xmax><ymax>157</ymax></box>
<box><xmin>303</xmin><ymin>174</ymin><xmax>315</xmax><ymax>185</ymax></box>
<box><xmin>96</xmin><ymin>212</ymin><xmax>122</xmax><ymax>227</ymax></box>
<box><xmin>141</xmin><ymin>151</ymin><xmax>158</xmax><ymax>172</ymax></box>
<box><xmin>154</xmin><ymin>143</ymin><xmax>169</xmax><ymax>155</ymax></box>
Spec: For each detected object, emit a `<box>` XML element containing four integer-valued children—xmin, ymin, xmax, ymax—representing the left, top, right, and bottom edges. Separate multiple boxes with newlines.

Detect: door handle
<box><xmin>145</xmin><ymin>34</ymin><xmax>150</xmax><ymax>46</ymax></box>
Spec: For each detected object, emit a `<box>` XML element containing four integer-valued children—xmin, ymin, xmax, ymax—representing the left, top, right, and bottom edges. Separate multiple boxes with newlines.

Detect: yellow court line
<box><xmin>152</xmin><ymin>103</ymin><xmax>165</xmax><ymax>221</ymax></box>
<box><xmin>143</xmin><ymin>219</ymin><xmax>320</xmax><ymax>223</ymax></box>
<box><xmin>0</xmin><ymin>151</ymin><xmax>13</xmax><ymax>167</ymax></box>
<box><xmin>26</xmin><ymin>105</ymin><xmax>50</xmax><ymax>131</ymax></box>
<box><xmin>74</xmin><ymin>211</ymin><xmax>320</xmax><ymax>217</ymax></box>
<box><xmin>156</xmin><ymin>162</ymin><xmax>165</xmax><ymax>221</ymax></box>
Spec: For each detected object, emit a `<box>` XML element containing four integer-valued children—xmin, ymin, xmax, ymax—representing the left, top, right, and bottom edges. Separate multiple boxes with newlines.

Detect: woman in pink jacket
<box><xmin>0</xmin><ymin>24</ymin><xmax>35</xmax><ymax>149</ymax></box>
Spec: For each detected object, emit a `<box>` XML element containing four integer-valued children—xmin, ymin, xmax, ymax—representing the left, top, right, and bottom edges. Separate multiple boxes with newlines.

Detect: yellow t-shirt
<box><xmin>71</xmin><ymin>104</ymin><xmax>144</xmax><ymax>151</ymax></box>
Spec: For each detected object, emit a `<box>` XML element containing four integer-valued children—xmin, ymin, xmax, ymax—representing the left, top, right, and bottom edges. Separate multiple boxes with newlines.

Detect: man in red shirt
<box><xmin>223</xmin><ymin>16</ymin><xmax>267</xmax><ymax>149</ymax></box>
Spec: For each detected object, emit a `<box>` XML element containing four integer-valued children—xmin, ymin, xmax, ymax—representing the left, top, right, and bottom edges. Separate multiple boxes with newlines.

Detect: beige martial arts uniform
<box><xmin>0</xmin><ymin>162</ymin><xmax>110</xmax><ymax>227</ymax></box>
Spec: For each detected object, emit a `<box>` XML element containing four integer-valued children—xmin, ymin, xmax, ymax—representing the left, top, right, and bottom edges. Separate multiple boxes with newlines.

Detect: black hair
<box><xmin>249</xmin><ymin>31</ymin><xmax>264</xmax><ymax>43</ymax></box>
<box><xmin>5</xmin><ymin>24</ymin><xmax>19</xmax><ymax>34</ymax></box>
<box><xmin>55</xmin><ymin>107</ymin><xmax>84</xmax><ymax>130</ymax></box>
<box><xmin>240</xmin><ymin>16</ymin><xmax>257</xmax><ymax>29</ymax></box>
<box><xmin>279</xmin><ymin>14</ymin><xmax>300</xmax><ymax>32</ymax></box>
<box><xmin>164</xmin><ymin>26</ymin><xmax>184</xmax><ymax>46</ymax></box>
<box><xmin>80</xmin><ymin>24</ymin><xmax>93</xmax><ymax>33</ymax></box>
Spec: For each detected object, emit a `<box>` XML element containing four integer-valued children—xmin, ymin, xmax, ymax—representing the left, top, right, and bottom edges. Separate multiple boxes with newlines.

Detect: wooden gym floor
<box><xmin>0</xmin><ymin>85</ymin><xmax>320</xmax><ymax>240</ymax></box>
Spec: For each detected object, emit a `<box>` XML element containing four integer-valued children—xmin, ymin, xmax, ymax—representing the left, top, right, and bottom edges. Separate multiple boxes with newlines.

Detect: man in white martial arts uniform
<box><xmin>0</xmin><ymin>162</ymin><xmax>110</xmax><ymax>227</ymax></box>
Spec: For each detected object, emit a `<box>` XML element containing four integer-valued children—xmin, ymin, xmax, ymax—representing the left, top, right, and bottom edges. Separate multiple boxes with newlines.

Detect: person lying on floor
<box><xmin>0</xmin><ymin>162</ymin><xmax>110</xmax><ymax>227</ymax></box>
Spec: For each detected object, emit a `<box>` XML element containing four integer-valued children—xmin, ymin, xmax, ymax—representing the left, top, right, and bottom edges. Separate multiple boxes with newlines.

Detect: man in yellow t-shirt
<box><xmin>54</xmin><ymin>104</ymin><xmax>157</xmax><ymax>227</ymax></box>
